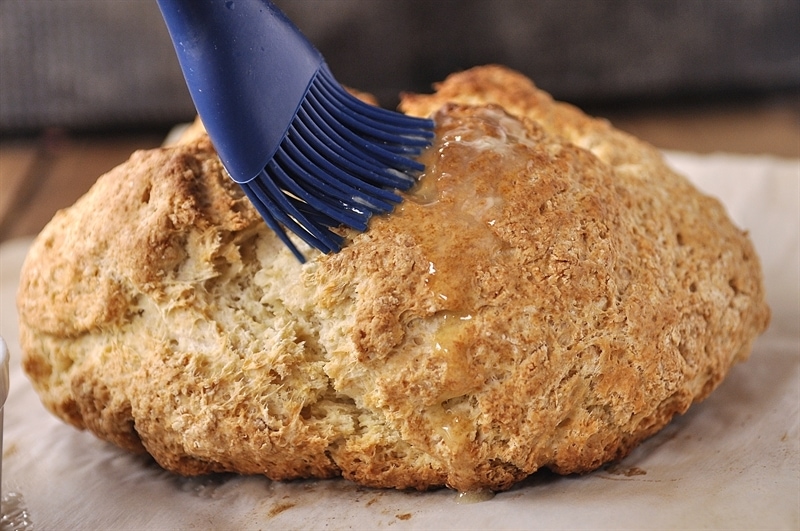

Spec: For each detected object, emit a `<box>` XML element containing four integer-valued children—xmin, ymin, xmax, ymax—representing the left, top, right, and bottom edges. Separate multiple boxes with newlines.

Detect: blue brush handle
<box><xmin>157</xmin><ymin>0</ymin><xmax>323</xmax><ymax>184</ymax></box>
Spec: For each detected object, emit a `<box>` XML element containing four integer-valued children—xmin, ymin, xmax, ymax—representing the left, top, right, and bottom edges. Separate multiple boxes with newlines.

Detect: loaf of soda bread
<box><xmin>18</xmin><ymin>65</ymin><xmax>769</xmax><ymax>492</ymax></box>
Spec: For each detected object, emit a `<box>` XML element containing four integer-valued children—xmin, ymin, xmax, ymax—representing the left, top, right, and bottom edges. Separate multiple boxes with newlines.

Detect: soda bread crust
<box><xmin>18</xmin><ymin>66</ymin><xmax>769</xmax><ymax>492</ymax></box>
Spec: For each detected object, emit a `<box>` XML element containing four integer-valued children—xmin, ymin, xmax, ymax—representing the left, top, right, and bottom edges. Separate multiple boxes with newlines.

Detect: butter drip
<box><xmin>401</xmin><ymin>107</ymin><xmax>543</xmax><ymax>489</ymax></box>
<box><xmin>366</xmin><ymin>105</ymin><xmax>543</xmax><ymax>492</ymax></box>
<box><xmin>455</xmin><ymin>488</ymin><xmax>497</xmax><ymax>504</ymax></box>
<box><xmin>398</xmin><ymin>106</ymin><xmax>534</xmax><ymax>311</ymax></box>
<box><xmin>432</xmin><ymin>311</ymin><xmax>472</xmax><ymax>358</ymax></box>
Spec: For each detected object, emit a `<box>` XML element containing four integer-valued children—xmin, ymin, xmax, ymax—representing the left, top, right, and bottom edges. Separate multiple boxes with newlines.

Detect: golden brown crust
<box><xmin>18</xmin><ymin>65</ymin><xmax>769</xmax><ymax>492</ymax></box>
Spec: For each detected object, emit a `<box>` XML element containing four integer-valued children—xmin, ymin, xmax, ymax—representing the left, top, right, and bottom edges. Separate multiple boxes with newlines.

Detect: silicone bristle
<box><xmin>246</xmin><ymin>65</ymin><xmax>435</xmax><ymax>261</ymax></box>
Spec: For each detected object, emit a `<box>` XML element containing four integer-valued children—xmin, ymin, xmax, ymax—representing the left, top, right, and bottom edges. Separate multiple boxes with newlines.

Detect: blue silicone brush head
<box><xmin>157</xmin><ymin>0</ymin><xmax>434</xmax><ymax>261</ymax></box>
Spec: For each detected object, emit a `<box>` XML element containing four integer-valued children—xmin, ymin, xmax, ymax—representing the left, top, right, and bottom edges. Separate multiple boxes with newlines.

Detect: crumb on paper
<box><xmin>606</xmin><ymin>465</ymin><xmax>647</xmax><ymax>477</ymax></box>
<box><xmin>366</xmin><ymin>493</ymin><xmax>384</xmax><ymax>507</ymax></box>
<box><xmin>268</xmin><ymin>501</ymin><xmax>297</xmax><ymax>517</ymax></box>
<box><xmin>3</xmin><ymin>441</ymin><xmax>17</xmax><ymax>458</ymax></box>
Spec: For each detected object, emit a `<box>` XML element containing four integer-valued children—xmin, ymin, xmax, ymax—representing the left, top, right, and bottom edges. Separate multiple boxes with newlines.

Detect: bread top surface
<box><xmin>18</xmin><ymin>65</ymin><xmax>769</xmax><ymax>492</ymax></box>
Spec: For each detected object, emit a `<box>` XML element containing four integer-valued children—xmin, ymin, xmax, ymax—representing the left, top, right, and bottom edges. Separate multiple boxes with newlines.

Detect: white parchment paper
<box><xmin>1</xmin><ymin>151</ymin><xmax>798</xmax><ymax>530</ymax></box>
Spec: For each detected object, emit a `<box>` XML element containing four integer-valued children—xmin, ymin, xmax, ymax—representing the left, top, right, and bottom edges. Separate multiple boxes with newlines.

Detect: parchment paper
<box><xmin>1</xmin><ymin>151</ymin><xmax>798</xmax><ymax>530</ymax></box>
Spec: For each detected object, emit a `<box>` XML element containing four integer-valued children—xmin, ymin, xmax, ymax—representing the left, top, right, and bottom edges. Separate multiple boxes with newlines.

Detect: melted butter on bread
<box><xmin>18</xmin><ymin>66</ymin><xmax>769</xmax><ymax>493</ymax></box>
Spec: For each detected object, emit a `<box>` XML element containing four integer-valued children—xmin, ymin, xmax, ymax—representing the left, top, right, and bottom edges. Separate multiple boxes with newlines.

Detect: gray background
<box><xmin>1</xmin><ymin>0</ymin><xmax>798</xmax><ymax>133</ymax></box>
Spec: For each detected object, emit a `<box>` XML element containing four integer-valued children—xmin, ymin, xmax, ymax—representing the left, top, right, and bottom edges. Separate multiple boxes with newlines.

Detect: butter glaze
<box><xmin>397</xmin><ymin>105</ymin><xmax>538</xmax><ymax>313</ymax></box>
<box><xmin>376</xmin><ymin>106</ymin><xmax>547</xmax><ymax>489</ymax></box>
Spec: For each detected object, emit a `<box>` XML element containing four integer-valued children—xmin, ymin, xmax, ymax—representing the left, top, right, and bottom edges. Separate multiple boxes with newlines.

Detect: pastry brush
<box><xmin>157</xmin><ymin>0</ymin><xmax>434</xmax><ymax>261</ymax></box>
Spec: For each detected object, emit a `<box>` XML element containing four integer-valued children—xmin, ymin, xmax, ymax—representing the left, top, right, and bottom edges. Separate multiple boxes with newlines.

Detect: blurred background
<box><xmin>2</xmin><ymin>0</ymin><xmax>799</xmax><ymax>131</ymax></box>
<box><xmin>1</xmin><ymin>0</ymin><xmax>799</xmax><ymax>241</ymax></box>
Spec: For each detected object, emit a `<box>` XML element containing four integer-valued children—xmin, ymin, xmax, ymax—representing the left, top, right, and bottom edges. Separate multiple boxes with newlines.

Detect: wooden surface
<box><xmin>0</xmin><ymin>131</ymin><xmax>165</xmax><ymax>243</ymax></box>
<box><xmin>1</xmin><ymin>99</ymin><xmax>798</xmax><ymax>245</ymax></box>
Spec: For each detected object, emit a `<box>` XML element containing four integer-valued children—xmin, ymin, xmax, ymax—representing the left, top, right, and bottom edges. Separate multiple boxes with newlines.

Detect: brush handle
<box><xmin>157</xmin><ymin>0</ymin><xmax>323</xmax><ymax>183</ymax></box>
